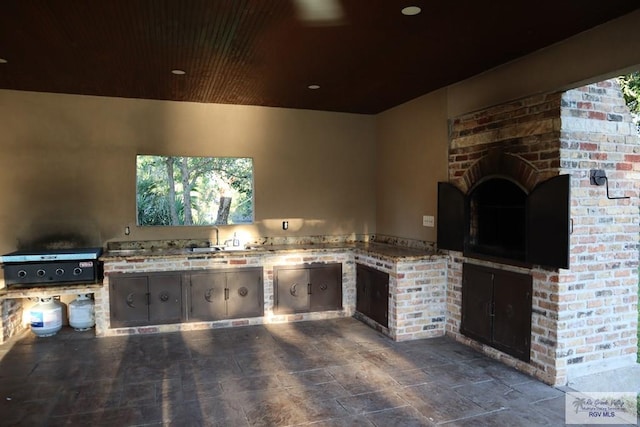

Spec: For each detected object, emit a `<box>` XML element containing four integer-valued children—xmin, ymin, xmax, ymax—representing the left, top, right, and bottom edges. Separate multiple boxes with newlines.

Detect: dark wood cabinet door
<box><xmin>148</xmin><ymin>273</ymin><xmax>182</xmax><ymax>324</ymax></box>
<box><xmin>109</xmin><ymin>275</ymin><xmax>149</xmax><ymax>327</ymax></box>
<box><xmin>437</xmin><ymin>182</ymin><xmax>466</xmax><ymax>251</ymax></box>
<box><xmin>461</xmin><ymin>264</ymin><xmax>494</xmax><ymax>343</ymax></box>
<box><xmin>369</xmin><ymin>268</ymin><xmax>389</xmax><ymax>328</ymax></box>
<box><xmin>526</xmin><ymin>174</ymin><xmax>570</xmax><ymax>269</ymax></box>
<box><xmin>274</xmin><ymin>267</ymin><xmax>309</xmax><ymax>314</ymax></box>
<box><xmin>492</xmin><ymin>271</ymin><xmax>532</xmax><ymax>362</ymax></box>
<box><xmin>309</xmin><ymin>264</ymin><xmax>342</xmax><ymax>312</ymax></box>
<box><xmin>356</xmin><ymin>264</ymin><xmax>389</xmax><ymax>328</ymax></box>
<box><xmin>226</xmin><ymin>269</ymin><xmax>264</xmax><ymax>319</ymax></box>
<box><xmin>190</xmin><ymin>271</ymin><xmax>227</xmax><ymax>321</ymax></box>
<box><xmin>461</xmin><ymin>263</ymin><xmax>532</xmax><ymax>362</ymax></box>
<box><xmin>356</xmin><ymin>264</ymin><xmax>371</xmax><ymax>317</ymax></box>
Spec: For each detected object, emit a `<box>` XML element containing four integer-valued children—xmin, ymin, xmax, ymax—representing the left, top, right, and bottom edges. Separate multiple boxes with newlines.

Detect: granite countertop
<box><xmin>100</xmin><ymin>241</ymin><xmax>441</xmax><ymax>262</ymax></box>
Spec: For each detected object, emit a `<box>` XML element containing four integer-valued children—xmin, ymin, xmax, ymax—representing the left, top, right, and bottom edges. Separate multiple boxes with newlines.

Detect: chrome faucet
<box><xmin>212</xmin><ymin>227</ymin><xmax>220</xmax><ymax>247</ymax></box>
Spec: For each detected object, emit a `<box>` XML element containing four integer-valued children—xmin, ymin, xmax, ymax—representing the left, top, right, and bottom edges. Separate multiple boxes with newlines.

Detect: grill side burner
<box><xmin>1</xmin><ymin>247</ymin><xmax>103</xmax><ymax>287</ymax></box>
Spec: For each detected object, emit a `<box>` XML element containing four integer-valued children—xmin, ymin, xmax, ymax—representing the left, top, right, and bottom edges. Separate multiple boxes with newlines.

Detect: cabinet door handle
<box><xmin>307</xmin><ymin>283</ymin><xmax>312</xmax><ymax>295</ymax></box>
<box><xmin>146</xmin><ymin>292</ymin><xmax>151</xmax><ymax>306</ymax></box>
<box><xmin>224</xmin><ymin>288</ymin><xmax>230</xmax><ymax>300</ymax></box>
<box><xmin>126</xmin><ymin>293</ymin><xmax>136</xmax><ymax>308</ymax></box>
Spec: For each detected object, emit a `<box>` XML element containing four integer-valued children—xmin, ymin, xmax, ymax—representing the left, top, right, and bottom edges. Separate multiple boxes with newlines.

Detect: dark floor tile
<box><xmin>451</xmin><ymin>379</ymin><xmax>523</xmax><ymax>411</ymax></box>
<box><xmin>121</xmin><ymin>381</ymin><xmax>158</xmax><ymax>406</ymax></box>
<box><xmin>470</xmin><ymin>357</ymin><xmax>534</xmax><ymax>386</ymax></box>
<box><xmin>241</xmin><ymin>390</ymin><xmax>309</xmax><ymax>427</ymax></box>
<box><xmin>49</xmin><ymin>404</ymin><xmax>163</xmax><ymax>426</ymax></box>
<box><xmin>122</xmin><ymin>360</ymin><xmax>182</xmax><ymax>383</ymax></box>
<box><xmin>422</xmin><ymin>362</ymin><xmax>492</xmax><ymax>387</ymax></box>
<box><xmin>398</xmin><ymin>383</ymin><xmax>487</xmax><ymax>424</ymax></box>
<box><xmin>387</xmin><ymin>368</ymin><xmax>435</xmax><ymax>386</ymax></box>
<box><xmin>402</xmin><ymin>350</ymin><xmax>450</xmax><ymax>369</ymax></box>
<box><xmin>30</xmin><ymin>359</ymin><xmax>90</xmax><ymax>382</ymax></box>
<box><xmin>360</xmin><ymin>349</ymin><xmax>422</xmax><ymax>372</ymax></box>
<box><xmin>165</xmin><ymin>396</ymin><xmax>247</xmax><ymax>426</ymax></box>
<box><xmin>337</xmin><ymin>390</ymin><xmax>409</xmax><ymax>415</ymax></box>
<box><xmin>439</xmin><ymin>407</ymin><xmax>562</xmax><ymax>427</ymax></box>
<box><xmin>283</xmin><ymin>380</ymin><xmax>352</xmax><ymax>401</ymax></box>
<box><xmin>300</xmin><ymin>396</ymin><xmax>351</xmax><ymax>423</ymax></box>
<box><xmin>510</xmin><ymin>379</ymin><xmax>565</xmax><ymax>403</ymax></box>
<box><xmin>0</xmin><ymin>318</ymin><xmax>573</xmax><ymax>427</ymax></box>
<box><xmin>305</xmin><ymin>415</ymin><xmax>375</xmax><ymax>426</ymax></box>
<box><xmin>0</xmin><ymin>358</ymin><xmax>38</xmax><ymax>379</ymax></box>
<box><xmin>423</xmin><ymin>341</ymin><xmax>485</xmax><ymax>361</ymax></box>
<box><xmin>234</xmin><ymin>352</ymin><xmax>288</xmax><ymax>376</ymax></box>
<box><xmin>51</xmin><ymin>381</ymin><xmax>123</xmax><ymax>416</ymax></box>
<box><xmin>366</xmin><ymin>405</ymin><xmax>435</xmax><ymax>427</ymax></box>
<box><xmin>182</xmin><ymin>355</ymin><xmax>244</xmax><ymax>382</ymax></box>
<box><xmin>328</xmin><ymin>362</ymin><xmax>399</xmax><ymax>395</ymax></box>
<box><xmin>0</xmin><ymin>398</ymin><xmax>55</xmax><ymax>426</ymax></box>
<box><xmin>1</xmin><ymin>380</ymin><xmax>63</xmax><ymax>402</ymax></box>
<box><xmin>219</xmin><ymin>374</ymin><xmax>282</xmax><ymax>394</ymax></box>
<box><xmin>277</xmin><ymin>368</ymin><xmax>336</xmax><ymax>387</ymax></box>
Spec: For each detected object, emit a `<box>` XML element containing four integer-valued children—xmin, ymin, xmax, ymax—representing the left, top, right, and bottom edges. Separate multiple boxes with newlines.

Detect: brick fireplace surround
<box><xmin>445</xmin><ymin>79</ymin><xmax>640</xmax><ymax>386</ymax></box>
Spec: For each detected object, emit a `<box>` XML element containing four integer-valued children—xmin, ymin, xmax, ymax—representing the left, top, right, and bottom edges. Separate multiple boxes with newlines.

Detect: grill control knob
<box><xmin>36</xmin><ymin>269</ymin><xmax>46</xmax><ymax>277</ymax></box>
<box><xmin>18</xmin><ymin>270</ymin><xmax>27</xmax><ymax>278</ymax></box>
<box><xmin>55</xmin><ymin>268</ymin><xmax>65</xmax><ymax>276</ymax></box>
<box><xmin>73</xmin><ymin>267</ymin><xmax>82</xmax><ymax>276</ymax></box>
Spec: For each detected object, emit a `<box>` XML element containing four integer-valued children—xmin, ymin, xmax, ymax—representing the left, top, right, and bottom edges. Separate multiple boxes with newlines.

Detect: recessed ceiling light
<box><xmin>308</xmin><ymin>84</ymin><xmax>320</xmax><ymax>90</ymax></box>
<box><xmin>0</xmin><ymin>58</ymin><xmax>7</xmax><ymax>64</ymax></box>
<box><xmin>171</xmin><ymin>69</ymin><xmax>186</xmax><ymax>75</ymax></box>
<box><xmin>401</xmin><ymin>6</ymin><xmax>421</xmax><ymax>16</ymax></box>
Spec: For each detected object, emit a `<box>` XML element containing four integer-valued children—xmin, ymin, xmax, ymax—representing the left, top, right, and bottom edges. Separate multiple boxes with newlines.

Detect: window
<box><xmin>136</xmin><ymin>155</ymin><xmax>254</xmax><ymax>226</ymax></box>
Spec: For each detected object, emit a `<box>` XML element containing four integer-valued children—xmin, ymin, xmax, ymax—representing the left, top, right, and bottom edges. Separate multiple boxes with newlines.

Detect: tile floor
<box><xmin>0</xmin><ymin>318</ymin><xmax>628</xmax><ymax>426</ymax></box>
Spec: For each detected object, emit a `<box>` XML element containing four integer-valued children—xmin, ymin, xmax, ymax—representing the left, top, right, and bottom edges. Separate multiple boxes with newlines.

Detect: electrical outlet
<box><xmin>422</xmin><ymin>215</ymin><xmax>434</xmax><ymax>227</ymax></box>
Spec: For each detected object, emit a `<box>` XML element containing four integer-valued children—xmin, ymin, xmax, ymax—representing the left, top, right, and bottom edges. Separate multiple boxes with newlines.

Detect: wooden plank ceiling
<box><xmin>0</xmin><ymin>1</ymin><xmax>637</xmax><ymax>114</ymax></box>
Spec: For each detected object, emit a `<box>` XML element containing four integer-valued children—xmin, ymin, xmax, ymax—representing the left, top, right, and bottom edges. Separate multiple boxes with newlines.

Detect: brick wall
<box><xmin>445</xmin><ymin>79</ymin><xmax>639</xmax><ymax>386</ymax></box>
<box><xmin>1</xmin><ymin>299</ymin><xmax>26</xmax><ymax>342</ymax></box>
<box><xmin>558</xmin><ymin>80</ymin><xmax>639</xmax><ymax>381</ymax></box>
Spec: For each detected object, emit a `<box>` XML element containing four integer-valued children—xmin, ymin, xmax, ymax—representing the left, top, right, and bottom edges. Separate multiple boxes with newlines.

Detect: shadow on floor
<box><xmin>0</xmin><ymin>317</ymin><xmax>634</xmax><ymax>426</ymax></box>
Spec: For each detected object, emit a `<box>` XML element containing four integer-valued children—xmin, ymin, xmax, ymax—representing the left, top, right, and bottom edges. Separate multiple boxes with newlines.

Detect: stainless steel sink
<box><xmin>107</xmin><ymin>249</ymin><xmax>145</xmax><ymax>256</ymax></box>
<box><xmin>189</xmin><ymin>246</ymin><xmax>225</xmax><ymax>253</ymax></box>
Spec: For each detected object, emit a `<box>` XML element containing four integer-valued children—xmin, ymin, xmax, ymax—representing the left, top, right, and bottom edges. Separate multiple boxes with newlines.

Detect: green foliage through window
<box><xmin>618</xmin><ymin>72</ymin><xmax>640</xmax><ymax>130</ymax></box>
<box><xmin>136</xmin><ymin>155</ymin><xmax>254</xmax><ymax>226</ymax></box>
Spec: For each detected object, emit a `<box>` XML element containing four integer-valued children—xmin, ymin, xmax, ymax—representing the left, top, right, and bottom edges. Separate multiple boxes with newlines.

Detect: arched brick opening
<box><xmin>456</xmin><ymin>149</ymin><xmax>541</xmax><ymax>194</ymax></box>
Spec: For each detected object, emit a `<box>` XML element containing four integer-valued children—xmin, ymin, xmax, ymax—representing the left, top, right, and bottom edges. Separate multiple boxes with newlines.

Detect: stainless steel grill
<box><xmin>1</xmin><ymin>247</ymin><xmax>103</xmax><ymax>287</ymax></box>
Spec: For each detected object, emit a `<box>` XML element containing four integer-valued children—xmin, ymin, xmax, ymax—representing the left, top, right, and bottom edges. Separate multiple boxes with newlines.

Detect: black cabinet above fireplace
<box><xmin>437</xmin><ymin>174</ymin><xmax>570</xmax><ymax>269</ymax></box>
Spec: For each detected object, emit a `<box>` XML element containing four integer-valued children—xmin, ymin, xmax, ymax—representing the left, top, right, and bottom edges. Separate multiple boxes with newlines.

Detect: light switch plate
<box><xmin>423</xmin><ymin>215</ymin><xmax>434</xmax><ymax>227</ymax></box>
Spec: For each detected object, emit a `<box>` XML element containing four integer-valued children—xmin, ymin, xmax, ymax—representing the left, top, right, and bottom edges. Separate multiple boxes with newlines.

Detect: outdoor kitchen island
<box><xmin>98</xmin><ymin>240</ymin><xmax>447</xmax><ymax>342</ymax></box>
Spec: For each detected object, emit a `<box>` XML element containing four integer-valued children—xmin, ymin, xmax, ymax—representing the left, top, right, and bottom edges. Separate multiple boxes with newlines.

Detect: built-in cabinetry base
<box><xmin>355</xmin><ymin>264</ymin><xmax>389</xmax><ymax>328</ymax></box>
<box><xmin>461</xmin><ymin>263</ymin><xmax>532</xmax><ymax>362</ymax></box>
<box><xmin>273</xmin><ymin>263</ymin><xmax>342</xmax><ymax>314</ymax></box>
<box><xmin>109</xmin><ymin>268</ymin><xmax>263</xmax><ymax>327</ymax></box>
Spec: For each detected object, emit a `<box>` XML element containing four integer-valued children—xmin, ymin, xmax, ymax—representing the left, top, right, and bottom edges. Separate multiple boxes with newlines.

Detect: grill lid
<box><xmin>1</xmin><ymin>247</ymin><xmax>103</xmax><ymax>263</ymax></box>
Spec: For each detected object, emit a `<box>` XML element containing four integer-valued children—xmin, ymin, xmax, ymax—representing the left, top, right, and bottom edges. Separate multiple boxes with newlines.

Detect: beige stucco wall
<box><xmin>375</xmin><ymin>89</ymin><xmax>449</xmax><ymax>241</ymax></box>
<box><xmin>0</xmin><ymin>91</ymin><xmax>376</xmax><ymax>255</ymax></box>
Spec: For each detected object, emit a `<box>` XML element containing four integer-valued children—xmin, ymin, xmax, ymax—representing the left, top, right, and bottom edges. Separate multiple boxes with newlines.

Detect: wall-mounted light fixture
<box><xmin>589</xmin><ymin>169</ymin><xmax>630</xmax><ymax>200</ymax></box>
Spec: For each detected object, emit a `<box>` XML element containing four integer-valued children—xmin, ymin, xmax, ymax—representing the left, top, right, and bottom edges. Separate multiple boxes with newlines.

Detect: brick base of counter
<box><xmin>355</xmin><ymin>252</ymin><xmax>448</xmax><ymax>341</ymax></box>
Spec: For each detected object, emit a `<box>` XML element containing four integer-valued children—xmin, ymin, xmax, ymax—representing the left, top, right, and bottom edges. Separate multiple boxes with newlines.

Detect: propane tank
<box><xmin>68</xmin><ymin>294</ymin><xmax>95</xmax><ymax>331</ymax></box>
<box><xmin>30</xmin><ymin>297</ymin><xmax>63</xmax><ymax>337</ymax></box>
